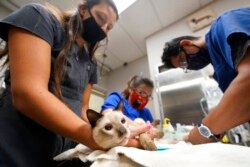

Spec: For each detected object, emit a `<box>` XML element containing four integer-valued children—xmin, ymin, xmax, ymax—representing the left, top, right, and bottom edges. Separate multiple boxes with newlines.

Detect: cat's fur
<box><xmin>87</xmin><ymin>109</ymin><xmax>131</xmax><ymax>149</ymax></box>
<box><xmin>132</xmin><ymin>118</ymin><xmax>164</xmax><ymax>151</ymax></box>
<box><xmin>87</xmin><ymin>99</ymin><xmax>164</xmax><ymax>151</ymax></box>
<box><xmin>53</xmin><ymin>108</ymin><xmax>164</xmax><ymax>161</ymax></box>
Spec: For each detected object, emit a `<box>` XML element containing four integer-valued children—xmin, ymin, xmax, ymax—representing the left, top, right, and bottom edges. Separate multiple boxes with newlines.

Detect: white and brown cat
<box><xmin>87</xmin><ymin>107</ymin><xmax>164</xmax><ymax>151</ymax></box>
<box><xmin>54</xmin><ymin>104</ymin><xmax>163</xmax><ymax>161</ymax></box>
<box><xmin>87</xmin><ymin>108</ymin><xmax>131</xmax><ymax>149</ymax></box>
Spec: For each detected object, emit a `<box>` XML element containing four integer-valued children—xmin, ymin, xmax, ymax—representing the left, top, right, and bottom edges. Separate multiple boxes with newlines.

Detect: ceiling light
<box><xmin>113</xmin><ymin>0</ymin><xmax>137</xmax><ymax>14</ymax></box>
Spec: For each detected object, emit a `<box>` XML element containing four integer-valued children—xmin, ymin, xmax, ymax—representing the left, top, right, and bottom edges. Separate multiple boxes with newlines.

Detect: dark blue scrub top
<box><xmin>205</xmin><ymin>7</ymin><xmax>250</xmax><ymax>92</ymax></box>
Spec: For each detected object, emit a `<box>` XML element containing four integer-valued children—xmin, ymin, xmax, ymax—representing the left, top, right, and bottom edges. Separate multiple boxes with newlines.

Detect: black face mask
<box><xmin>81</xmin><ymin>14</ymin><xmax>106</xmax><ymax>43</ymax></box>
<box><xmin>183</xmin><ymin>45</ymin><xmax>211</xmax><ymax>70</ymax></box>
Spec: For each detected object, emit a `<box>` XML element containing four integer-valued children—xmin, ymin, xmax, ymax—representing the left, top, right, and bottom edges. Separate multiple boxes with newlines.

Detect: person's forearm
<box><xmin>81</xmin><ymin>83</ymin><xmax>92</xmax><ymax>122</ymax></box>
<box><xmin>203</xmin><ymin>83</ymin><xmax>250</xmax><ymax>134</ymax></box>
<box><xmin>101</xmin><ymin>108</ymin><xmax>114</xmax><ymax>114</ymax></box>
<box><xmin>203</xmin><ymin>63</ymin><xmax>250</xmax><ymax>134</ymax></box>
<box><xmin>187</xmin><ymin>80</ymin><xmax>250</xmax><ymax>144</ymax></box>
<box><xmin>126</xmin><ymin>139</ymin><xmax>142</xmax><ymax>148</ymax></box>
<box><xmin>12</xmin><ymin>86</ymin><xmax>102</xmax><ymax>150</ymax></box>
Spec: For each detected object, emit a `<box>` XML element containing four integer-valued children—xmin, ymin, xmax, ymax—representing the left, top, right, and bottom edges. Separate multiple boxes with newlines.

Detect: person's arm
<box><xmin>188</xmin><ymin>47</ymin><xmax>250</xmax><ymax>144</ymax></box>
<box><xmin>151</xmin><ymin>119</ymin><xmax>160</xmax><ymax>127</ymax></box>
<box><xmin>8</xmin><ymin>27</ymin><xmax>102</xmax><ymax>150</ymax></box>
<box><xmin>101</xmin><ymin>93</ymin><xmax>120</xmax><ymax>114</ymax></box>
<box><xmin>81</xmin><ymin>83</ymin><xmax>93</xmax><ymax>122</ymax></box>
<box><xmin>102</xmin><ymin>108</ymin><xmax>114</xmax><ymax>114</ymax></box>
<box><xmin>126</xmin><ymin>138</ymin><xmax>143</xmax><ymax>149</ymax></box>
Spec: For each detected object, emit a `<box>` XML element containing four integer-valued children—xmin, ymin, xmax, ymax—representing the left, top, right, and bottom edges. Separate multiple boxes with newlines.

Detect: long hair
<box><xmin>122</xmin><ymin>75</ymin><xmax>154</xmax><ymax>99</ymax></box>
<box><xmin>0</xmin><ymin>40</ymin><xmax>8</xmax><ymax>65</ymax></box>
<box><xmin>0</xmin><ymin>0</ymin><xmax>118</xmax><ymax>102</ymax></box>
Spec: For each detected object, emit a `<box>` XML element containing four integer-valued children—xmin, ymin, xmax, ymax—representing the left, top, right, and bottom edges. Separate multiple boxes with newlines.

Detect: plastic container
<box><xmin>162</xmin><ymin>118</ymin><xmax>175</xmax><ymax>141</ymax></box>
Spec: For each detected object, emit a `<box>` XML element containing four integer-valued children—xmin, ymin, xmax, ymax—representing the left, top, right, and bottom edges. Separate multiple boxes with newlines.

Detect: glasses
<box><xmin>135</xmin><ymin>89</ymin><xmax>153</xmax><ymax>100</ymax></box>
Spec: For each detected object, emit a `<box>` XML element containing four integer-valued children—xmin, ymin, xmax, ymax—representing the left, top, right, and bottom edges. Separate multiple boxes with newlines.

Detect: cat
<box><xmin>87</xmin><ymin>99</ymin><xmax>164</xmax><ymax>151</ymax></box>
<box><xmin>87</xmin><ymin>108</ymin><xmax>131</xmax><ymax>149</ymax></box>
<box><xmin>53</xmin><ymin>108</ymin><xmax>164</xmax><ymax>161</ymax></box>
<box><xmin>53</xmin><ymin>109</ymin><xmax>130</xmax><ymax>161</ymax></box>
<box><xmin>54</xmin><ymin>104</ymin><xmax>164</xmax><ymax>161</ymax></box>
<box><xmin>112</xmin><ymin>99</ymin><xmax>164</xmax><ymax>151</ymax></box>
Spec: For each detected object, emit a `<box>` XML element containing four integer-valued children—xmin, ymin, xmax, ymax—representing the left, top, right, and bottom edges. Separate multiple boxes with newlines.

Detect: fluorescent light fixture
<box><xmin>113</xmin><ymin>0</ymin><xmax>136</xmax><ymax>14</ymax></box>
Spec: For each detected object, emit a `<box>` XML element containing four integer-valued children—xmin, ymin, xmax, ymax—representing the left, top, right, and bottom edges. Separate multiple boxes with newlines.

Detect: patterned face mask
<box><xmin>130</xmin><ymin>90</ymin><xmax>149</xmax><ymax>110</ymax></box>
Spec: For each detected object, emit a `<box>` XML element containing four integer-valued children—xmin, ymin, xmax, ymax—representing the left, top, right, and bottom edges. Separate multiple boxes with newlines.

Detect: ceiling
<box><xmin>0</xmin><ymin>0</ymin><xmax>214</xmax><ymax>73</ymax></box>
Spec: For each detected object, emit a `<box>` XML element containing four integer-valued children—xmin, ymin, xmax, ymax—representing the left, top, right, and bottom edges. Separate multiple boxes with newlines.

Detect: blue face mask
<box><xmin>182</xmin><ymin>45</ymin><xmax>211</xmax><ymax>70</ymax></box>
<box><xmin>81</xmin><ymin>13</ymin><xmax>106</xmax><ymax>43</ymax></box>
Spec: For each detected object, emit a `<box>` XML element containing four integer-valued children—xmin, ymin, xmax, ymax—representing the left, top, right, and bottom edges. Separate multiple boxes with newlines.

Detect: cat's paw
<box><xmin>153</xmin><ymin>129</ymin><xmax>164</xmax><ymax>139</ymax></box>
<box><xmin>139</xmin><ymin>133</ymin><xmax>157</xmax><ymax>151</ymax></box>
<box><xmin>143</xmin><ymin>141</ymin><xmax>157</xmax><ymax>151</ymax></box>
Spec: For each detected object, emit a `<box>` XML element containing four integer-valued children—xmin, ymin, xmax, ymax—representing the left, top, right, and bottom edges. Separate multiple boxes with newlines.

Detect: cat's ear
<box><xmin>114</xmin><ymin>99</ymin><xmax>124</xmax><ymax>111</ymax></box>
<box><xmin>87</xmin><ymin>109</ymin><xmax>103</xmax><ymax>128</ymax></box>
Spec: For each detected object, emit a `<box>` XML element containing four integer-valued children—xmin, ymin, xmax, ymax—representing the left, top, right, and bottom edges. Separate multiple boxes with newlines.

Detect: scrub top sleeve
<box><xmin>228</xmin><ymin>34</ymin><xmax>250</xmax><ymax>68</ymax></box>
<box><xmin>144</xmin><ymin>108</ymin><xmax>154</xmax><ymax>122</ymax></box>
<box><xmin>100</xmin><ymin>92</ymin><xmax>122</xmax><ymax>112</ymax></box>
<box><xmin>0</xmin><ymin>3</ymin><xmax>57</xmax><ymax>46</ymax></box>
<box><xmin>220</xmin><ymin>7</ymin><xmax>250</xmax><ymax>68</ymax></box>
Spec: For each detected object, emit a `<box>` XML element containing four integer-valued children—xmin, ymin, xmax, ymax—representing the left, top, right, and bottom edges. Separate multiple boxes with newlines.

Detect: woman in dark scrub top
<box><xmin>0</xmin><ymin>0</ymin><xmax>143</xmax><ymax>166</ymax></box>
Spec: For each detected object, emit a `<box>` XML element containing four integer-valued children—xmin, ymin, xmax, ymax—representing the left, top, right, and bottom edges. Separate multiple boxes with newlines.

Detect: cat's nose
<box><xmin>118</xmin><ymin>127</ymin><xmax>127</xmax><ymax>137</ymax></box>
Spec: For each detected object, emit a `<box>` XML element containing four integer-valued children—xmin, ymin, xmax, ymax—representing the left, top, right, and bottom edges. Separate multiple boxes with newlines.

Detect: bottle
<box><xmin>162</xmin><ymin>117</ymin><xmax>175</xmax><ymax>140</ymax></box>
<box><xmin>175</xmin><ymin>123</ymin><xmax>187</xmax><ymax>141</ymax></box>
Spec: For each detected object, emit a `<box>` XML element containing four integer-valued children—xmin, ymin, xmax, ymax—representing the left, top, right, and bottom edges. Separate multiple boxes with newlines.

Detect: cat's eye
<box><xmin>121</xmin><ymin>118</ymin><xmax>126</xmax><ymax>124</ymax></box>
<box><xmin>104</xmin><ymin>124</ymin><xmax>113</xmax><ymax>130</ymax></box>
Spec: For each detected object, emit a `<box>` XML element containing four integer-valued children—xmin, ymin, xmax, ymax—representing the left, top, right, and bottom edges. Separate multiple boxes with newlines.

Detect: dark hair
<box><xmin>161</xmin><ymin>36</ymin><xmax>199</xmax><ymax>69</ymax></box>
<box><xmin>122</xmin><ymin>75</ymin><xmax>154</xmax><ymax>99</ymax></box>
<box><xmin>85</xmin><ymin>0</ymin><xmax>119</xmax><ymax>19</ymax></box>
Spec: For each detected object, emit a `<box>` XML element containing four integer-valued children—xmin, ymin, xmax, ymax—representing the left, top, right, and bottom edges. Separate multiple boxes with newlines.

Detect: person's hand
<box><xmin>129</xmin><ymin>122</ymin><xmax>152</xmax><ymax>138</ymax></box>
<box><xmin>151</xmin><ymin>119</ymin><xmax>160</xmax><ymax>127</ymax></box>
<box><xmin>187</xmin><ymin>126</ymin><xmax>216</xmax><ymax>144</ymax></box>
<box><xmin>126</xmin><ymin>138</ymin><xmax>143</xmax><ymax>149</ymax></box>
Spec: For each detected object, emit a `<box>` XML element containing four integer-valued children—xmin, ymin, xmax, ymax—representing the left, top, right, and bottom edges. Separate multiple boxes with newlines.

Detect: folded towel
<box><xmin>54</xmin><ymin>143</ymin><xmax>250</xmax><ymax>167</ymax></box>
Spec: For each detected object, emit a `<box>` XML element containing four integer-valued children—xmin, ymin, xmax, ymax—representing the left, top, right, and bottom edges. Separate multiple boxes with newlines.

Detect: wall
<box><xmin>0</xmin><ymin>5</ymin><xmax>11</xmax><ymax>18</ymax></box>
<box><xmin>146</xmin><ymin>0</ymin><xmax>250</xmax><ymax>120</ymax></box>
<box><xmin>89</xmin><ymin>90</ymin><xmax>106</xmax><ymax>112</ymax></box>
<box><xmin>105</xmin><ymin>56</ymin><xmax>150</xmax><ymax>92</ymax></box>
